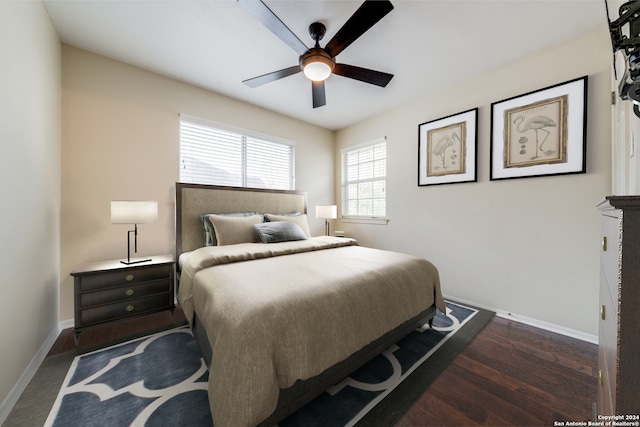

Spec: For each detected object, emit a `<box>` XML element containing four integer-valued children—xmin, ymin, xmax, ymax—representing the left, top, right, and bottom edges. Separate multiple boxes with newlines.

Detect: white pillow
<box><xmin>206</xmin><ymin>214</ymin><xmax>262</xmax><ymax>246</ymax></box>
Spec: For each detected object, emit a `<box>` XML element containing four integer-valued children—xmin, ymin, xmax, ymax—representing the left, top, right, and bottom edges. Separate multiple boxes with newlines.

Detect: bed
<box><xmin>175</xmin><ymin>182</ymin><xmax>445</xmax><ymax>427</ymax></box>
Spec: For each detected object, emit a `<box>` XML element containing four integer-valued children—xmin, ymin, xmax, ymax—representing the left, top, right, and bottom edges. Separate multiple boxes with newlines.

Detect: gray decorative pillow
<box><xmin>200</xmin><ymin>212</ymin><xmax>259</xmax><ymax>246</ymax></box>
<box><xmin>264</xmin><ymin>213</ymin><xmax>311</xmax><ymax>237</ymax></box>
<box><xmin>253</xmin><ymin>221</ymin><xmax>308</xmax><ymax>243</ymax></box>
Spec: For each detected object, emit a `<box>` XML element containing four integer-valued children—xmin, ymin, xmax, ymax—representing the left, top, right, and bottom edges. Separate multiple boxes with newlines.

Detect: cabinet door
<box><xmin>601</xmin><ymin>214</ymin><xmax>620</xmax><ymax>302</ymax></box>
<box><xmin>598</xmin><ymin>268</ymin><xmax>617</xmax><ymax>416</ymax></box>
<box><xmin>598</xmin><ymin>213</ymin><xmax>620</xmax><ymax>415</ymax></box>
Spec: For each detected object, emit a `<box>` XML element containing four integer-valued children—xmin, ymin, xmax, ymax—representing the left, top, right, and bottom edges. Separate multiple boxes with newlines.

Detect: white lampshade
<box><xmin>316</xmin><ymin>205</ymin><xmax>337</xmax><ymax>220</ymax></box>
<box><xmin>111</xmin><ymin>201</ymin><xmax>158</xmax><ymax>224</ymax></box>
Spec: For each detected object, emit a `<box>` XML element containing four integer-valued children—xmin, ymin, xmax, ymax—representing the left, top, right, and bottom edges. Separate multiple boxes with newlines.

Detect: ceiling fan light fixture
<box><xmin>300</xmin><ymin>48</ymin><xmax>335</xmax><ymax>82</ymax></box>
<box><xmin>303</xmin><ymin>60</ymin><xmax>332</xmax><ymax>81</ymax></box>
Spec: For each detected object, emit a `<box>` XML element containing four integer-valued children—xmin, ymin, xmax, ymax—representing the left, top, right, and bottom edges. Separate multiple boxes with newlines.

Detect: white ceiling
<box><xmin>43</xmin><ymin>0</ymin><xmax>607</xmax><ymax>131</ymax></box>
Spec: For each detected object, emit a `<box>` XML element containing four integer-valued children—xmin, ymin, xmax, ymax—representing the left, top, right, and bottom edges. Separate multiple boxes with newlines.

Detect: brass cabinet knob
<box><xmin>125</xmin><ymin>273</ymin><xmax>134</xmax><ymax>282</ymax></box>
<box><xmin>125</xmin><ymin>304</ymin><xmax>135</xmax><ymax>312</ymax></box>
<box><xmin>125</xmin><ymin>288</ymin><xmax>134</xmax><ymax>296</ymax></box>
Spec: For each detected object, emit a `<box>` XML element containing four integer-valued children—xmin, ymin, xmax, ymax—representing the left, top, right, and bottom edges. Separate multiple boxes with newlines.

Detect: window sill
<box><xmin>340</xmin><ymin>217</ymin><xmax>389</xmax><ymax>225</ymax></box>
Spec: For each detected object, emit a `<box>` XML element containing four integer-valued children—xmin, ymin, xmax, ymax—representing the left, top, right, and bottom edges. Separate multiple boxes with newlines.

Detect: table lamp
<box><xmin>111</xmin><ymin>200</ymin><xmax>158</xmax><ymax>265</ymax></box>
<box><xmin>316</xmin><ymin>205</ymin><xmax>337</xmax><ymax>236</ymax></box>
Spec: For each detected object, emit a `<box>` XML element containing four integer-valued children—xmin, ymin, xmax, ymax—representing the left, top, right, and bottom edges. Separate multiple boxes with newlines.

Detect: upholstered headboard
<box><xmin>175</xmin><ymin>182</ymin><xmax>307</xmax><ymax>256</ymax></box>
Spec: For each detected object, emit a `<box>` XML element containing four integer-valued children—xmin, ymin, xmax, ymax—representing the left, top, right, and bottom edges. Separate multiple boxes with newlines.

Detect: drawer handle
<box><xmin>125</xmin><ymin>304</ymin><xmax>135</xmax><ymax>312</ymax></box>
<box><xmin>125</xmin><ymin>273</ymin><xmax>135</xmax><ymax>282</ymax></box>
<box><xmin>599</xmin><ymin>369</ymin><xmax>604</xmax><ymax>386</ymax></box>
<box><xmin>602</xmin><ymin>236</ymin><xmax>607</xmax><ymax>251</ymax></box>
<box><xmin>125</xmin><ymin>288</ymin><xmax>134</xmax><ymax>296</ymax></box>
<box><xmin>601</xmin><ymin>305</ymin><xmax>606</xmax><ymax>321</ymax></box>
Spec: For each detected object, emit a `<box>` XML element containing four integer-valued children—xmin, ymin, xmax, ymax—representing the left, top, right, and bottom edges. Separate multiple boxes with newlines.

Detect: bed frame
<box><xmin>175</xmin><ymin>182</ymin><xmax>436</xmax><ymax>426</ymax></box>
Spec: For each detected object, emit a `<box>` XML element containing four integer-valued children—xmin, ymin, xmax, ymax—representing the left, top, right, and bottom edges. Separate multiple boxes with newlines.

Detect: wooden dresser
<box><xmin>596</xmin><ymin>196</ymin><xmax>640</xmax><ymax>416</ymax></box>
<box><xmin>71</xmin><ymin>254</ymin><xmax>175</xmax><ymax>343</ymax></box>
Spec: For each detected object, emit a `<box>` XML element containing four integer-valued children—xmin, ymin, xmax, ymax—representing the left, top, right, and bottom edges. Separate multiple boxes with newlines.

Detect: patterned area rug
<box><xmin>44</xmin><ymin>301</ymin><xmax>481</xmax><ymax>427</ymax></box>
<box><xmin>44</xmin><ymin>327</ymin><xmax>210</xmax><ymax>427</ymax></box>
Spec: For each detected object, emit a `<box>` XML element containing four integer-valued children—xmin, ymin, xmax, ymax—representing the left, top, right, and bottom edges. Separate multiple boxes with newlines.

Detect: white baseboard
<box><xmin>59</xmin><ymin>318</ymin><xmax>74</xmax><ymax>330</ymax></box>
<box><xmin>0</xmin><ymin>322</ymin><xmax>63</xmax><ymax>425</ymax></box>
<box><xmin>445</xmin><ymin>294</ymin><xmax>599</xmax><ymax>345</ymax></box>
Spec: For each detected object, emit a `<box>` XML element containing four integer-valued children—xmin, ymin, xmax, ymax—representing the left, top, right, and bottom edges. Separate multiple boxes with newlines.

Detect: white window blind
<box><xmin>180</xmin><ymin>116</ymin><xmax>294</xmax><ymax>190</ymax></box>
<box><xmin>341</xmin><ymin>138</ymin><xmax>386</xmax><ymax>218</ymax></box>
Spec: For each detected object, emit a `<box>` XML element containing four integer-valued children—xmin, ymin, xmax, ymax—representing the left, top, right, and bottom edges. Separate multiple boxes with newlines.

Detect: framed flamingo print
<box><xmin>490</xmin><ymin>76</ymin><xmax>587</xmax><ymax>180</ymax></box>
<box><xmin>418</xmin><ymin>108</ymin><xmax>478</xmax><ymax>186</ymax></box>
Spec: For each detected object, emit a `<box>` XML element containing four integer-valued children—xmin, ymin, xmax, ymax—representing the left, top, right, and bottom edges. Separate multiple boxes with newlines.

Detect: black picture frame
<box><xmin>490</xmin><ymin>76</ymin><xmax>588</xmax><ymax>180</ymax></box>
<box><xmin>418</xmin><ymin>108</ymin><xmax>478</xmax><ymax>186</ymax></box>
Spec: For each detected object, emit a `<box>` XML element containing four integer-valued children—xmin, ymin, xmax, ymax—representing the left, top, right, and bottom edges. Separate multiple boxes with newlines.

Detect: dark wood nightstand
<box><xmin>71</xmin><ymin>254</ymin><xmax>175</xmax><ymax>344</ymax></box>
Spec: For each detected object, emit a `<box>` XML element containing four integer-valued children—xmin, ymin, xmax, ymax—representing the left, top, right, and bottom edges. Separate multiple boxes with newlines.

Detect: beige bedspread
<box><xmin>178</xmin><ymin>236</ymin><xmax>445</xmax><ymax>427</ymax></box>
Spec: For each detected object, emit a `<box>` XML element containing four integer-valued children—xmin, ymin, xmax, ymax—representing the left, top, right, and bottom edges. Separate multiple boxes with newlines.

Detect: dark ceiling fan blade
<box><xmin>333</xmin><ymin>63</ymin><xmax>393</xmax><ymax>87</ymax></box>
<box><xmin>242</xmin><ymin>65</ymin><xmax>301</xmax><ymax>88</ymax></box>
<box><xmin>312</xmin><ymin>80</ymin><xmax>326</xmax><ymax>108</ymax></box>
<box><xmin>324</xmin><ymin>0</ymin><xmax>394</xmax><ymax>58</ymax></box>
<box><xmin>238</xmin><ymin>0</ymin><xmax>309</xmax><ymax>56</ymax></box>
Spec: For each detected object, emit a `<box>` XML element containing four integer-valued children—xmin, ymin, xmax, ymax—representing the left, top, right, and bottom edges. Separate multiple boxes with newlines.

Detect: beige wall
<box><xmin>0</xmin><ymin>1</ymin><xmax>61</xmax><ymax>417</ymax></box>
<box><xmin>60</xmin><ymin>46</ymin><xmax>335</xmax><ymax>321</ymax></box>
<box><xmin>336</xmin><ymin>26</ymin><xmax>612</xmax><ymax>337</ymax></box>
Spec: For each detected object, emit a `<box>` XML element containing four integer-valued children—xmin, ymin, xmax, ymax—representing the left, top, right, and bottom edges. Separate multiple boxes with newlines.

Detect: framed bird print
<box><xmin>418</xmin><ymin>108</ymin><xmax>478</xmax><ymax>186</ymax></box>
<box><xmin>490</xmin><ymin>76</ymin><xmax>587</xmax><ymax>180</ymax></box>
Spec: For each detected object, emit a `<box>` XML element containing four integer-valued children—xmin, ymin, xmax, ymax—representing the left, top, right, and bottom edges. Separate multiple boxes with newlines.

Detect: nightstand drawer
<box><xmin>79</xmin><ymin>279</ymin><xmax>171</xmax><ymax>307</ymax></box>
<box><xmin>79</xmin><ymin>265</ymin><xmax>171</xmax><ymax>292</ymax></box>
<box><xmin>80</xmin><ymin>293</ymin><xmax>171</xmax><ymax>326</ymax></box>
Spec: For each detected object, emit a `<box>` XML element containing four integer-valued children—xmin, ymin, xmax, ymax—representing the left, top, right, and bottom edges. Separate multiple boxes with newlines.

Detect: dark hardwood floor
<box><xmin>48</xmin><ymin>310</ymin><xmax>597</xmax><ymax>426</ymax></box>
<box><xmin>396</xmin><ymin>317</ymin><xmax>598</xmax><ymax>427</ymax></box>
<box><xmin>47</xmin><ymin>308</ymin><xmax>187</xmax><ymax>356</ymax></box>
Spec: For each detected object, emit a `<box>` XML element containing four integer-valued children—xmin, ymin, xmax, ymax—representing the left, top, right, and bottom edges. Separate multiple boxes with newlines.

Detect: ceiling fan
<box><xmin>238</xmin><ymin>0</ymin><xmax>394</xmax><ymax>108</ymax></box>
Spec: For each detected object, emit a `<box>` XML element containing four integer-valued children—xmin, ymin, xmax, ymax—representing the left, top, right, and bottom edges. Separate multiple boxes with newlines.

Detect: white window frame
<box><xmin>179</xmin><ymin>114</ymin><xmax>295</xmax><ymax>190</ymax></box>
<box><xmin>340</xmin><ymin>137</ymin><xmax>388</xmax><ymax>225</ymax></box>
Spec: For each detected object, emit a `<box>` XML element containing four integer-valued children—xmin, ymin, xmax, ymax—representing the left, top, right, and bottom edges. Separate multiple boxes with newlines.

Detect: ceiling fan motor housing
<box><xmin>299</xmin><ymin>47</ymin><xmax>335</xmax><ymax>74</ymax></box>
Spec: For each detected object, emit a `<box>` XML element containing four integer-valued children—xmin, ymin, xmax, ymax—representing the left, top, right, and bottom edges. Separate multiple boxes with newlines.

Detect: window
<box><xmin>179</xmin><ymin>115</ymin><xmax>295</xmax><ymax>190</ymax></box>
<box><xmin>341</xmin><ymin>137</ymin><xmax>386</xmax><ymax>219</ymax></box>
